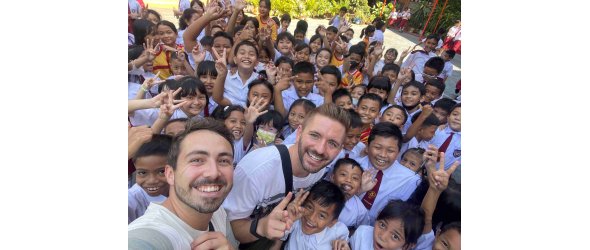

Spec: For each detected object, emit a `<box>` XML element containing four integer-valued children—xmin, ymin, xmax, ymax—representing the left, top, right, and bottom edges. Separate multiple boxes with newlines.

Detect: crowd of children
<box><xmin>128</xmin><ymin>0</ymin><xmax>461</xmax><ymax>248</ymax></box>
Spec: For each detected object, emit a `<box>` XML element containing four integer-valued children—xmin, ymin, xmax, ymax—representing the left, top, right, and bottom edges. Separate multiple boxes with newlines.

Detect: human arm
<box><xmin>366</xmin><ymin>43</ymin><xmax>384</xmax><ymax>79</ymax></box>
<box><xmin>387</xmin><ymin>67</ymin><xmax>412</xmax><ymax>105</ymax></box>
<box><xmin>134</xmin><ymin>72</ymin><xmax>164</xmax><ymax>100</ymax></box>
<box><xmin>317</xmin><ymin>73</ymin><xmax>336</xmax><ymax>103</ymax></box>
<box><xmin>396</xmin><ymin>45</ymin><xmax>414</xmax><ymax>66</ymax></box>
<box><xmin>420</xmin><ymin>145</ymin><xmax>459</xmax><ymax>233</ymax></box>
<box><xmin>332</xmin><ymin>239</ymin><xmax>351</xmax><ymax>250</ymax></box>
<box><xmin>177</xmin><ymin>50</ymin><xmax>196</xmax><ymax>76</ymax></box>
<box><xmin>273</xmin><ymin>73</ymin><xmax>296</xmax><ymax>118</ymax></box>
<box><xmin>359</xmin><ymin>168</ymin><xmax>378</xmax><ymax>194</ymax></box>
<box><xmin>128</xmin><ymin>38</ymin><xmax>157</xmax><ymax>71</ymax></box>
<box><xmin>402</xmin><ymin>105</ymin><xmax>433</xmax><ymax>142</ymax></box>
<box><xmin>128</xmin><ymin>126</ymin><xmax>153</xmax><ymax>159</ymax></box>
<box><xmin>230</xmin><ymin>192</ymin><xmax>296</xmax><ymax>244</ymax></box>
<box><xmin>128</xmin><ymin>91</ymin><xmax>169</xmax><ymax>113</ymax></box>
<box><xmin>226</xmin><ymin>0</ymin><xmax>246</xmax><ymax>35</ymax></box>
<box><xmin>183</xmin><ymin>4</ymin><xmax>225</xmax><ymax>56</ymax></box>
<box><xmin>211</xmin><ymin>48</ymin><xmax>233</xmax><ymax>106</ymax></box>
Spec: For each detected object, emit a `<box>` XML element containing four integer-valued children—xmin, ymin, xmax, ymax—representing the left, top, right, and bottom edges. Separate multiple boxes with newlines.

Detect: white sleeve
<box><xmin>222</xmin><ymin>166</ymin><xmax>263</xmax><ymax>221</ymax></box>
<box><xmin>413</xmin><ymin>230</ymin><xmax>435</xmax><ymax>250</ymax></box>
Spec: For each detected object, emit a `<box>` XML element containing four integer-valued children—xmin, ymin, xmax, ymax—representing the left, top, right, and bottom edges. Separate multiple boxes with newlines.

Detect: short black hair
<box><xmin>320</xmin><ymin>65</ymin><xmax>342</xmax><ymax>86</ymax></box>
<box><xmin>332</xmin><ymin>88</ymin><xmax>352</xmax><ymax>105</ymax></box>
<box><xmin>376</xmin><ymin>200</ymin><xmax>425</xmax><ymax>249</ymax></box>
<box><xmin>275</xmin><ymin>56</ymin><xmax>295</xmax><ymax>68</ymax></box>
<box><xmin>402</xmin><ymin>81</ymin><xmax>426</xmax><ymax>96</ymax></box>
<box><xmin>213</xmin><ymin>31</ymin><xmax>234</xmax><ymax>46</ymax></box>
<box><xmin>444</xmin><ymin>49</ymin><xmax>456</xmax><ymax>59</ymax></box>
<box><xmin>288</xmin><ymin>99</ymin><xmax>317</xmax><ymax>116</ymax></box>
<box><xmin>234</xmin><ymin>40</ymin><xmax>259</xmax><ymax>57</ymax></box>
<box><xmin>382</xmin><ymin>105</ymin><xmax>408</xmax><ymax>124</ymax></box>
<box><xmin>411</xmin><ymin>111</ymin><xmax>440</xmax><ymax>127</ymax></box>
<box><xmin>425</xmin><ymin>77</ymin><xmax>445</xmax><ymax>96</ymax></box>
<box><xmin>276</xmin><ymin>32</ymin><xmax>296</xmax><ymax>45</ymax></box>
<box><xmin>333</xmin><ymin>158</ymin><xmax>363</xmax><ymax>174</ymax></box>
<box><xmin>280</xmin><ymin>13</ymin><xmax>291</xmax><ymax>23</ymax></box>
<box><xmin>305</xmin><ymin>180</ymin><xmax>346</xmax><ymax>220</ymax></box>
<box><xmin>381</xmin><ymin>63</ymin><xmax>400</xmax><ymax>75</ymax></box>
<box><xmin>347</xmin><ymin>44</ymin><xmax>366</xmax><ymax>59</ymax></box>
<box><xmin>133</xmin><ymin>134</ymin><xmax>173</xmax><ymax>162</ymax></box>
<box><xmin>433</xmin><ymin>98</ymin><xmax>456</xmax><ymax>114</ymax></box>
<box><xmin>326</xmin><ymin>26</ymin><xmax>338</xmax><ymax>34</ymax></box>
<box><xmin>347</xmin><ymin>109</ymin><xmax>363</xmax><ymax>129</ymax></box>
<box><xmin>340</xmin><ymin>7</ymin><xmax>348</xmax><ymax>12</ymax></box>
<box><xmin>367</xmin><ymin>76</ymin><xmax>392</xmax><ymax>94</ymax></box>
<box><xmin>196</xmin><ymin>60</ymin><xmax>218</xmax><ymax>78</ymax></box>
<box><xmin>295</xmin><ymin>20</ymin><xmax>309</xmax><ymax>33</ymax></box>
<box><xmin>368</xmin><ymin>121</ymin><xmax>403</xmax><ymax>150</ymax></box>
<box><xmin>292</xmin><ymin>61</ymin><xmax>316</xmax><ymax>76</ymax></box>
<box><xmin>424</xmin><ymin>57</ymin><xmax>445</xmax><ymax>75</ymax></box>
<box><xmin>178</xmin><ymin>76</ymin><xmax>207</xmax><ymax>99</ymax></box>
<box><xmin>255</xmin><ymin>110</ymin><xmax>284</xmax><ymax>132</ymax></box>
<box><xmin>200</xmin><ymin>35</ymin><xmax>213</xmax><ymax>47</ymax></box>
<box><xmin>211</xmin><ymin>105</ymin><xmax>245</xmax><ymax>121</ymax></box>
<box><xmin>358</xmin><ymin>93</ymin><xmax>384</xmax><ymax>110</ymax></box>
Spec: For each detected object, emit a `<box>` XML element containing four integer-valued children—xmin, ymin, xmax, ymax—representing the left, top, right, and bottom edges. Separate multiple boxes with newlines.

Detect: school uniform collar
<box><xmin>288</xmin><ymin>85</ymin><xmax>313</xmax><ymax>99</ymax></box>
<box><xmin>311</xmin><ymin>226</ymin><xmax>328</xmax><ymax>243</ymax></box>
<box><xmin>443</xmin><ymin>126</ymin><xmax>460</xmax><ymax>136</ymax></box>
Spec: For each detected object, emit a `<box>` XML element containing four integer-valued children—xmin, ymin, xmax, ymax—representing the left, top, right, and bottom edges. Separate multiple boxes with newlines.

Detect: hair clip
<box><xmin>223</xmin><ymin>106</ymin><xmax>229</xmax><ymax>112</ymax></box>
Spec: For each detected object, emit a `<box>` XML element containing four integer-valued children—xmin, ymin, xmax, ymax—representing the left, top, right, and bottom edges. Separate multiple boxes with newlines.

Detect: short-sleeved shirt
<box><xmin>430</xmin><ymin>126</ymin><xmax>461</xmax><ymax>171</ymax></box>
<box><xmin>356</xmin><ymin>156</ymin><xmax>422</xmax><ymax>224</ymax></box>
<box><xmin>128</xmin><ymin>203</ymin><xmax>236</xmax><ymax>249</ymax></box>
<box><xmin>349</xmin><ymin>225</ymin><xmax>374</xmax><ymax>250</ymax></box>
<box><xmin>178</xmin><ymin>0</ymin><xmax>191</xmax><ymax>12</ymax></box>
<box><xmin>338</xmin><ymin>196</ymin><xmax>369</xmax><ymax>229</ymax></box>
<box><xmin>284</xmin><ymin>220</ymin><xmax>349</xmax><ymax>250</ymax></box>
<box><xmin>223</xmin><ymin>144</ymin><xmax>327</xmax><ymax>221</ymax></box>
<box><xmin>401</xmin><ymin>50</ymin><xmax>437</xmax><ymax>83</ymax></box>
<box><xmin>281</xmin><ymin>85</ymin><xmax>324</xmax><ymax>112</ymax></box>
<box><xmin>223</xmin><ymin>69</ymin><xmax>260</xmax><ymax>107</ymax></box>
<box><xmin>439</xmin><ymin>61</ymin><xmax>453</xmax><ymax>80</ymax></box>
<box><xmin>128</xmin><ymin>184</ymin><xmax>167</xmax><ymax>224</ymax></box>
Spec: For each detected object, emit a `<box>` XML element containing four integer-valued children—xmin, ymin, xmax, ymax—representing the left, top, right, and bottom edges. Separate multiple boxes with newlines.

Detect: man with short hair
<box><xmin>128</xmin><ymin>118</ymin><xmax>238</xmax><ymax>249</ymax></box>
<box><xmin>223</xmin><ymin>103</ymin><xmax>351</xmax><ymax>249</ymax></box>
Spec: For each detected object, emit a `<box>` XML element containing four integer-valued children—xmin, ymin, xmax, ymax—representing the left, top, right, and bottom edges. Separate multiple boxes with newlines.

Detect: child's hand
<box><xmin>422</xmin><ymin>104</ymin><xmax>433</xmax><ymax>116</ymax></box>
<box><xmin>257</xmin><ymin>27</ymin><xmax>271</xmax><ymax>42</ymax></box>
<box><xmin>399</xmin><ymin>45</ymin><xmax>412</xmax><ymax>59</ymax></box>
<box><xmin>191</xmin><ymin>44</ymin><xmax>207</xmax><ymax>64</ymax></box>
<box><xmin>128</xmin><ymin>125</ymin><xmax>153</xmax><ymax>159</ymax></box>
<box><xmin>245</xmin><ymin>96</ymin><xmax>269</xmax><ymax>124</ymax></box>
<box><xmin>425</xmin><ymin>149</ymin><xmax>459</xmax><ymax>192</ymax></box>
<box><xmin>190</xmin><ymin>231</ymin><xmax>234</xmax><ymax>250</ymax></box>
<box><xmin>143</xmin><ymin>38</ymin><xmax>157</xmax><ymax>61</ymax></box>
<box><xmin>142</xmin><ymin>71</ymin><xmax>165</xmax><ymax>90</ymax></box>
<box><xmin>372</xmin><ymin>42</ymin><xmax>384</xmax><ymax>58</ymax></box>
<box><xmin>398</xmin><ymin>67</ymin><xmax>412</xmax><ymax>85</ymax></box>
<box><xmin>274</xmin><ymin>137</ymin><xmax>284</xmax><ymax>145</ymax></box>
<box><xmin>338</xmin><ymin>23</ymin><xmax>350</xmax><ymax>34</ymax></box>
<box><xmin>360</xmin><ymin>168</ymin><xmax>378</xmax><ymax>194</ymax></box>
<box><xmin>275</xmin><ymin>74</ymin><xmax>296</xmax><ymax>92</ymax></box>
<box><xmin>286</xmin><ymin>189</ymin><xmax>309</xmax><ymax>222</ymax></box>
<box><xmin>317</xmin><ymin>73</ymin><xmax>336</xmax><ymax>96</ymax></box>
<box><xmin>266</xmin><ymin>63</ymin><xmax>278</xmax><ymax>84</ymax></box>
<box><xmin>159</xmin><ymin>88</ymin><xmax>187</xmax><ymax>119</ymax></box>
<box><xmin>332</xmin><ymin>239</ymin><xmax>351</xmax><ymax>250</ymax></box>
<box><xmin>318</xmin><ymin>26</ymin><xmax>327</xmax><ymax>37</ymax></box>
<box><xmin>212</xmin><ymin>48</ymin><xmax>228</xmax><ymax>73</ymax></box>
<box><xmin>256</xmin><ymin>192</ymin><xmax>296</xmax><ymax>240</ymax></box>
<box><xmin>233</xmin><ymin>0</ymin><xmax>246</xmax><ymax>10</ymax></box>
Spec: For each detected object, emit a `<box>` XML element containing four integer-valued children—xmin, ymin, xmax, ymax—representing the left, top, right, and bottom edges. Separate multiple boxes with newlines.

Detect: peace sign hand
<box><xmin>212</xmin><ymin>48</ymin><xmax>228</xmax><ymax>73</ymax></box>
<box><xmin>256</xmin><ymin>192</ymin><xmax>296</xmax><ymax>240</ymax></box>
<box><xmin>286</xmin><ymin>189</ymin><xmax>310</xmax><ymax>221</ymax></box>
<box><xmin>142</xmin><ymin>71</ymin><xmax>165</xmax><ymax>90</ymax></box>
<box><xmin>159</xmin><ymin>88</ymin><xmax>187</xmax><ymax>118</ymax></box>
<box><xmin>191</xmin><ymin>43</ymin><xmax>207</xmax><ymax>64</ymax></box>
<box><xmin>423</xmin><ymin>145</ymin><xmax>459</xmax><ymax>192</ymax></box>
<box><xmin>143</xmin><ymin>38</ymin><xmax>157</xmax><ymax>61</ymax></box>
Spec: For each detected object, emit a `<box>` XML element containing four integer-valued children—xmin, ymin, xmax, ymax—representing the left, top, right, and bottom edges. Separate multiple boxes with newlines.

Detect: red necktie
<box><xmin>438</xmin><ymin>132</ymin><xmax>455</xmax><ymax>153</ymax></box>
<box><xmin>361</xmin><ymin>170</ymin><xmax>383</xmax><ymax>209</ymax></box>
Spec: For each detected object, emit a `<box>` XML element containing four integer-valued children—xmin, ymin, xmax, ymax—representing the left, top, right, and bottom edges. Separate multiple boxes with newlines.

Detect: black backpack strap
<box><xmin>208</xmin><ymin>221</ymin><xmax>215</xmax><ymax>232</ymax></box>
<box><xmin>275</xmin><ymin>144</ymin><xmax>293</xmax><ymax>194</ymax></box>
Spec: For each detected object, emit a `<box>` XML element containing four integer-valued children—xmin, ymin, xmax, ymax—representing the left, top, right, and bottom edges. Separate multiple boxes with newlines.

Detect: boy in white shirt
<box><xmin>401</xmin><ymin>34</ymin><xmax>439</xmax><ymax>83</ymax></box>
<box><xmin>329</xmin><ymin>158</ymin><xmax>369</xmax><ymax>230</ymax></box>
<box><xmin>439</xmin><ymin>49</ymin><xmax>456</xmax><ymax>82</ymax></box>
<box><xmin>280</xmin><ymin>61</ymin><xmax>324</xmax><ymax>112</ymax></box>
<box><xmin>128</xmin><ymin>134</ymin><xmax>172</xmax><ymax>224</ymax></box>
<box><xmin>399</xmin><ymin>107</ymin><xmax>440</xmax><ymax>160</ymax></box>
<box><xmin>282</xmin><ymin>180</ymin><xmax>349</xmax><ymax>250</ymax></box>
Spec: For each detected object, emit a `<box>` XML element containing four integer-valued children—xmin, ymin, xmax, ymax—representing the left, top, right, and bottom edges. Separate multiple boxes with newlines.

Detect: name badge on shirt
<box><xmin>453</xmin><ymin>149</ymin><xmax>461</xmax><ymax>158</ymax></box>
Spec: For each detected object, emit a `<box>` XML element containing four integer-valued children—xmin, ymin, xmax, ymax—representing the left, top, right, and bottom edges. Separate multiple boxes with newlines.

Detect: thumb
<box><xmin>274</xmin><ymin>192</ymin><xmax>293</xmax><ymax>211</ymax></box>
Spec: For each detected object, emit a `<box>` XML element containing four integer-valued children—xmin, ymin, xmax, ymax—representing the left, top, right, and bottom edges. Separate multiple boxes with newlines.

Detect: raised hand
<box><xmin>332</xmin><ymin>239</ymin><xmax>351</xmax><ymax>250</ymax></box>
<box><xmin>258</xmin><ymin>27</ymin><xmax>271</xmax><ymax>42</ymax></box>
<box><xmin>191</xmin><ymin>231</ymin><xmax>234</xmax><ymax>250</ymax></box>
<box><xmin>360</xmin><ymin>168</ymin><xmax>378</xmax><ymax>194</ymax></box>
<box><xmin>212</xmin><ymin>48</ymin><xmax>228</xmax><ymax>73</ymax></box>
<box><xmin>423</xmin><ymin>145</ymin><xmax>459</xmax><ymax>191</ymax></box>
<box><xmin>286</xmin><ymin>189</ymin><xmax>310</xmax><ymax>221</ymax></box>
<box><xmin>398</xmin><ymin>67</ymin><xmax>413</xmax><ymax>85</ymax></box>
<box><xmin>128</xmin><ymin>125</ymin><xmax>153</xmax><ymax>159</ymax></box>
<box><xmin>317</xmin><ymin>73</ymin><xmax>336</xmax><ymax>96</ymax></box>
<box><xmin>373</xmin><ymin>43</ymin><xmax>384</xmax><ymax>57</ymax></box>
<box><xmin>318</xmin><ymin>25</ymin><xmax>327</xmax><ymax>37</ymax></box>
<box><xmin>143</xmin><ymin>38</ymin><xmax>157</xmax><ymax>61</ymax></box>
<box><xmin>159</xmin><ymin>88</ymin><xmax>187</xmax><ymax>118</ymax></box>
<box><xmin>338</xmin><ymin>23</ymin><xmax>350</xmax><ymax>34</ymax></box>
<box><xmin>191</xmin><ymin>43</ymin><xmax>207</xmax><ymax>64</ymax></box>
<box><xmin>142</xmin><ymin>71</ymin><xmax>165</xmax><ymax>90</ymax></box>
<box><xmin>204</xmin><ymin>4</ymin><xmax>225</xmax><ymax>20</ymax></box>
<box><xmin>275</xmin><ymin>74</ymin><xmax>296</xmax><ymax>92</ymax></box>
<box><xmin>422</xmin><ymin>104</ymin><xmax>433</xmax><ymax>116</ymax></box>
<box><xmin>234</xmin><ymin>0</ymin><xmax>246</xmax><ymax>10</ymax></box>
<box><xmin>245</xmin><ymin>96</ymin><xmax>269</xmax><ymax>124</ymax></box>
<box><xmin>400</xmin><ymin>46</ymin><xmax>412</xmax><ymax>59</ymax></box>
<box><xmin>266</xmin><ymin>62</ymin><xmax>278</xmax><ymax>84</ymax></box>
<box><xmin>256</xmin><ymin>192</ymin><xmax>295</xmax><ymax>240</ymax></box>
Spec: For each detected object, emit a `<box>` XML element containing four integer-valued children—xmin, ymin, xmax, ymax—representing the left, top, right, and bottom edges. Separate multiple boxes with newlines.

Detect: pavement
<box><xmin>149</xmin><ymin>6</ymin><xmax>461</xmax><ymax>99</ymax></box>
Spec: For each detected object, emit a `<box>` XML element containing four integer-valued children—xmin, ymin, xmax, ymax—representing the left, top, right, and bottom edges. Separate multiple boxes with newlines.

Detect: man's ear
<box><xmin>165</xmin><ymin>165</ymin><xmax>175</xmax><ymax>186</ymax></box>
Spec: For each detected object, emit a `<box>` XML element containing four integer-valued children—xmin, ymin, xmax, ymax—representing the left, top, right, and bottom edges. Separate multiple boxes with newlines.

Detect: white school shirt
<box><xmin>413</xmin><ymin>230</ymin><xmax>436</xmax><ymax>250</ymax></box>
<box><xmin>356</xmin><ymin>156</ymin><xmax>422</xmax><ymax>225</ymax></box>
<box><xmin>401</xmin><ymin>50</ymin><xmax>437</xmax><ymax>83</ymax></box>
<box><xmin>402</xmin><ymin>108</ymin><xmax>422</xmax><ymax>134</ymax></box>
<box><xmin>232</xmin><ymin>137</ymin><xmax>248</xmax><ymax>166</ymax></box>
<box><xmin>331</xmin><ymin>16</ymin><xmax>343</xmax><ymax>29</ymax></box>
<box><xmin>128</xmin><ymin>203</ymin><xmax>237</xmax><ymax>250</ymax></box>
<box><xmin>128</xmin><ymin>184</ymin><xmax>167</xmax><ymax>224</ymax></box>
<box><xmin>178</xmin><ymin>0</ymin><xmax>191</xmax><ymax>12</ymax></box>
<box><xmin>421</xmin><ymin>37</ymin><xmax>444</xmax><ymax>50</ymax></box>
<box><xmin>398</xmin><ymin>137</ymin><xmax>432</xmax><ymax>162</ymax></box>
<box><xmin>223</xmin><ymin>144</ymin><xmax>327</xmax><ymax>221</ymax></box>
<box><xmin>373</xmin><ymin>59</ymin><xmax>385</xmax><ymax>76</ymax></box>
<box><xmin>430</xmin><ymin>126</ymin><xmax>461</xmax><ymax>171</ymax></box>
<box><xmin>349</xmin><ymin>225</ymin><xmax>374</xmax><ymax>250</ymax></box>
<box><xmin>223</xmin><ymin>69</ymin><xmax>260</xmax><ymax>107</ymax></box>
<box><xmin>338</xmin><ymin>196</ymin><xmax>368</xmax><ymax>229</ymax></box>
<box><xmin>129</xmin><ymin>109</ymin><xmax>197</xmax><ymax>128</ymax></box>
<box><xmin>255</xmin><ymin>62</ymin><xmax>266</xmax><ymax>73</ymax></box>
<box><xmin>281</xmin><ymin>85</ymin><xmax>325</xmax><ymax>112</ymax></box>
<box><xmin>128</xmin><ymin>33</ymin><xmax>135</xmax><ymax>45</ymax></box>
<box><xmin>344</xmin><ymin>142</ymin><xmax>366</xmax><ymax>160</ymax></box>
<box><xmin>439</xmin><ymin>61</ymin><xmax>453</xmax><ymax>80</ymax></box>
<box><xmin>284</xmin><ymin>220</ymin><xmax>349</xmax><ymax>250</ymax></box>
<box><xmin>370</xmin><ymin>29</ymin><xmax>384</xmax><ymax>44</ymax></box>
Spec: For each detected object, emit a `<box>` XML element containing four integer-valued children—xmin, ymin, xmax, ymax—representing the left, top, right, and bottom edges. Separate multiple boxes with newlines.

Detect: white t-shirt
<box><xmin>223</xmin><ymin>144</ymin><xmax>327</xmax><ymax>221</ymax></box>
<box><xmin>128</xmin><ymin>203</ymin><xmax>237</xmax><ymax>249</ymax></box>
<box><xmin>338</xmin><ymin>196</ymin><xmax>368</xmax><ymax>228</ymax></box>
<box><xmin>284</xmin><ymin>220</ymin><xmax>349</xmax><ymax>250</ymax></box>
<box><xmin>370</xmin><ymin>30</ymin><xmax>384</xmax><ymax>44</ymax></box>
<box><xmin>349</xmin><ymin>225</ymin><xmax>374</xmax><ymax>250</ymax></box>
<box><xmin>128</xmin><ymin>184</ymin><xmax>167</xmax><ymax>224</ymax></box>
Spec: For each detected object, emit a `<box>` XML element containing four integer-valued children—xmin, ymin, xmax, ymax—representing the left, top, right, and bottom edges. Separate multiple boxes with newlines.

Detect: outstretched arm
<box><xmin>403</xmin><ymin>105</ymin><xmax>433</xmax><ymax>143</ymax></box>
<box><xmin>211</xmin><ymin>48</ymin><xmax>233</xmax><ymax>106</ymax></box>
<box><xmin>183</xmin><ymin>4</ymin><xmax>225</xmax><ymax>57</ymax></box>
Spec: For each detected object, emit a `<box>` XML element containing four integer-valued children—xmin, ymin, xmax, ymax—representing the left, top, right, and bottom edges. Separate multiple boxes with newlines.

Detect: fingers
<box><xmin>438</xmin><ymin>152</ymin><xmax>446</xmax><ymax>170</ymax></box>
<box><xmin>274</xmin><ymin>192</ymin><xmax>293</xmax><ymax>211</ymax></box>
<box><xmin>153</xmin><ymin>71</ymin><xmax>161</xmax><ymax>80</ymax></box>
<box><xmin>447</xmin><ymin>161</ymin><xmax>460</xmax><ymax>175</ymax></box>
<box><xmin>172</xmin><ymin>87</ymin><xmax>183</xmax><ymax>98</ymax></box>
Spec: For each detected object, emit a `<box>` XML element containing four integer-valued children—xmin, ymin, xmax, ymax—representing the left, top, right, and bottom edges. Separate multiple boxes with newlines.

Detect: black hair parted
<box><xmin>305</xmin><ymin>180</ymin><xmax>346</xmax><ymax>220</ymax></box>
<box><xmin>368</xmin><ymin>121</ymin><xmax>403</xmax><ymax>150</ymax></box>
<box><xmin>133</xmin><ymin>134</ymin><xmax>173</xmax><ymax>162</ymax></box>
